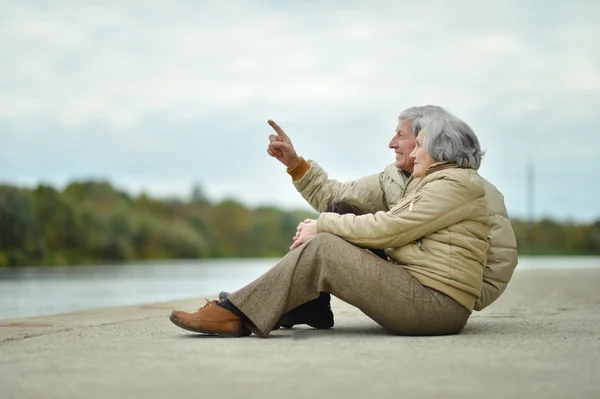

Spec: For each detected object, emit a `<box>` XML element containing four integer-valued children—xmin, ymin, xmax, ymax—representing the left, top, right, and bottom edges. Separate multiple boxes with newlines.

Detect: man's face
<box><xmin>389</xmin><ymin>119</ymin><xmax>417</xmax><ymax>173</ymax></box>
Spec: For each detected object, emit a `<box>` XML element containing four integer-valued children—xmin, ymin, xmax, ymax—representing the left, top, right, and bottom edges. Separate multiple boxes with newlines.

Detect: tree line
<box><xmin>0</xmin><ymin>181</ymin><xmax>598</xmax><ymax>267</ymax></box>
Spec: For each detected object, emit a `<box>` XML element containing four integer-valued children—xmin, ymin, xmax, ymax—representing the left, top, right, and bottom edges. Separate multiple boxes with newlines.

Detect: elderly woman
<box><xmin>170</xmin><ymin>113</ymin><xmax>489</xmax><ymax>337</ymax></box>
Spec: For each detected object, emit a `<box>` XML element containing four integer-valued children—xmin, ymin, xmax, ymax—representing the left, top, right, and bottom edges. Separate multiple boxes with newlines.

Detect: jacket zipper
<box><xmin>391</xmin><ymin>194</ymin><xmax>421</xmax><ymax>215</ymax></box>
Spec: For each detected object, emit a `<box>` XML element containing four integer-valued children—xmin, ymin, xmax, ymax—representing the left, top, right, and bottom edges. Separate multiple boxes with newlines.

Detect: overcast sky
<box><xmin>1</xmin><ymin>0</ymin><xmax>599</xmax><ymax>221</ymax></box>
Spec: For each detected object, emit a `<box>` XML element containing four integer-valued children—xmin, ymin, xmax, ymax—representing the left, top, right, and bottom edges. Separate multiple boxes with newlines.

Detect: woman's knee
<box><xmin>294</xmin><ymin>233</ymin><xmax>350</xmax><ymax>272</ymax></box>
<box><xmin>307</xmin><ymin>232</ymin><xmax>345</xmax><ymax>249</ymax></box>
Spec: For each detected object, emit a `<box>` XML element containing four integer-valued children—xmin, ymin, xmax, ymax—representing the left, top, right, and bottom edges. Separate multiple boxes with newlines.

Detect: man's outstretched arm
<box><xmin>267</xmin><ymin>120</ymin><xmax>387</xmax><ymax>213</ymax></box>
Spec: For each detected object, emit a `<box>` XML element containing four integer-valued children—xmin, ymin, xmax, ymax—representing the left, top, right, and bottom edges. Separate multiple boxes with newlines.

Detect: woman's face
<box><xmin>409</xmin><ymin>132</ymin><xmax>436</xmax><ymax>178</ymax></box>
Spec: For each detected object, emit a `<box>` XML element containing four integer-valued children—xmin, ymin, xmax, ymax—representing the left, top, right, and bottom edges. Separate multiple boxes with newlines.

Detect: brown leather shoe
<box><xmin>170</xmin><ymin>299</ymin><xmax>246</xmax><ymax>337</ymax></box>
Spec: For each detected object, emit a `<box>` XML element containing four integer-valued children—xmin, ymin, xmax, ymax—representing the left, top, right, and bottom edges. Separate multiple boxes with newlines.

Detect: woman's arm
<box><xmin>317</xmin><ymin>175</ymin><xmax>484</xmax><ymax>249</ymax></box>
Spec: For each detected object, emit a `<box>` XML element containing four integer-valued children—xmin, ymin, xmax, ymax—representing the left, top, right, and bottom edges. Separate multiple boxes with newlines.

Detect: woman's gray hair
<box><xmin>398</xmin><ymin>105</ymin><xmax>448</xmax><ymax>136</ymax></box>
<box><xmin>421</xmin><ymin>114</ymin><xmax>484</xmax><ymax>170</ymax></box>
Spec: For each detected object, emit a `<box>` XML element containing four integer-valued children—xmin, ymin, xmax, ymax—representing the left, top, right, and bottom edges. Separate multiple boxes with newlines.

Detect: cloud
<box><xmin>1</xmin><ymin>0</ymin><xmax>599</xmax><ymax>221</ymax></box>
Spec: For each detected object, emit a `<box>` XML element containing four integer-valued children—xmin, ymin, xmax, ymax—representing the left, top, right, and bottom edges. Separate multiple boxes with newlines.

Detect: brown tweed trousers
<box><xmin>228</xmin><ymin>233</ymin><xmax>470</xmax><ymax>337</ymax></box>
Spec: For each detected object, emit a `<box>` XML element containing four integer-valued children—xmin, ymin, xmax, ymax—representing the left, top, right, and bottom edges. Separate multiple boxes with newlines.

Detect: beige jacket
<box><xmin>291</xmin><ymin>158</ymin><xmax>518</xmax><ymax>310</ymax></box>
<box><xmin>316</xmin><ymin>163</ymin><xmax>490</xmax><ymax>312</ymax></box>
<box><xmin>403</xmin><ymin>176</ymin><xmax>518</xmax><ymax>310</ymax></box>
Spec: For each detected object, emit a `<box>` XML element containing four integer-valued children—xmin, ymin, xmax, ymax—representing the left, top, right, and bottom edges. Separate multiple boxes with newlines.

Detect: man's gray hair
<box><xmin>421</xmin><ymin>114</ymin><xmax>484</xmax><ymax>170</ymax></box>
<box><xmin>398</xmin><ymin>105</ymin><xmax>447</xmax><ymax>137</ymax></box>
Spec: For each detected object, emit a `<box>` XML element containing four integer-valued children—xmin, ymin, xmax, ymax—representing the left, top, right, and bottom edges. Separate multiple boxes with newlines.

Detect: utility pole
<box><xmin>527</xmin><ymin>160</ymin><xmax>535</xmax><ymax>227</ymax></box>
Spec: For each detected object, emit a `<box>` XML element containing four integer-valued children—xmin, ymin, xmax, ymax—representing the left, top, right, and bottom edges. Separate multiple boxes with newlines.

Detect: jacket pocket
<box><xmin>411</xmin><ymin>238</ymin><xmax>429</xmax><ymax>259</ymax></box>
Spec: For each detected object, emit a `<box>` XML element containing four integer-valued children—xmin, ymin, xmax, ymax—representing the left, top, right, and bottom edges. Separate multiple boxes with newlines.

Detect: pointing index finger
<box><xmin>267</xmin><ymin>119</ymin><xmax>288</xmax><ymax>139</ymax></box>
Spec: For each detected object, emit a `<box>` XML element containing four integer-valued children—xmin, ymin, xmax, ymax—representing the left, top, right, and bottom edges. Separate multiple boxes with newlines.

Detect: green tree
<box><xmin>0</xmin><ymin>186</ymin><xmax>39</xmax><ymax>266</ymax></box>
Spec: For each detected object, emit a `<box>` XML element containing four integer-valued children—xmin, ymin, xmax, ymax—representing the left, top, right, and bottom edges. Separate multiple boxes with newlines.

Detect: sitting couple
<box><xmin>170</xmin><ymin>105</ymin><xmax>518</xmax><ymax>337</ymax></box>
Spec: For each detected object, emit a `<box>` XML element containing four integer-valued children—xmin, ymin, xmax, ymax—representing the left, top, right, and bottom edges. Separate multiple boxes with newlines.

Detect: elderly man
<box><xmin>256</xmin><ymin>105</ymin><xmax>518</xmax><ymax>328</ymax></box>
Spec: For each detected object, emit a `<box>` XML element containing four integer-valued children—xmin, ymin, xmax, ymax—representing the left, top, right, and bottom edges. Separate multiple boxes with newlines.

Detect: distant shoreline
<box><xmin>2</xmin><ymin>181</ymin><xmax>598</xmax><ymax>268</ymax></box>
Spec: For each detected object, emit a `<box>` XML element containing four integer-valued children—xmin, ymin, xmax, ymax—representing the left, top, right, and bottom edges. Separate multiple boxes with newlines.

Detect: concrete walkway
<box><xmin>1</xmin><ymin>268</ymin><xmax>599</xmax><ymax>399</ymax></box>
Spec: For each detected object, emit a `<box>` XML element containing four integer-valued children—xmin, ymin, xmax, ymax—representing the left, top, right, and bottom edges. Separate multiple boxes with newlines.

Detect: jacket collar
<box><xmin>422</xmin><ymin>161</ymin><xmax>461</xmax><ymax>177</ymax></box>
<box><xmin>385</xmin><ymin>163</ymin><xmax>411</xmax><ymax>186</ymax></box>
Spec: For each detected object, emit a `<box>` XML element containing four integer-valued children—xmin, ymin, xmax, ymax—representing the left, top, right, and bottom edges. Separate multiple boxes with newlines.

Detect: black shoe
<box><xmin>219</xmin><ymin>291</ymin><xmax>334</xmax><ymax>329</ymax></box>
<box><xmin>279</xmin><ymin>294</ymin><xmax>334</xmax><ymax>329</ymax></box>
<box><xmin>279</xmin><ymin>308</ymin><xmax>334</xmax><ymax>329</ymax></box>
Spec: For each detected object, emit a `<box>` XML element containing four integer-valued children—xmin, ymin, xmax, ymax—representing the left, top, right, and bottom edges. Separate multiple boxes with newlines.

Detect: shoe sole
<box><xmin>169</xmin><ymin>314</ymin><xmax>247</xmax><ymax>338</ymax></box>
<box><xmin>281</xmin><ymin>322</ymin><xmax>334</xmax><ymax>329</ymax></box>
<box><xmin>279</xmin><ymin>314</ymin><xmax>334</xmax><ymax>329</ymax></box>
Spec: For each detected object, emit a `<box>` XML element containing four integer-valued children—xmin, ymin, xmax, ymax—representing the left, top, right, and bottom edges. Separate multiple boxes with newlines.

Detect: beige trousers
<box><xmin>228</xmin><ymin>233</ymin><xmax>470</xmax><ymax>337</ymax></box>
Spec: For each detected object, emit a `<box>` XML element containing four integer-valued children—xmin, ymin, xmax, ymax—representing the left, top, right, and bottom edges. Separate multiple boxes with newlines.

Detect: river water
<box><xmin>1</xmin><ymin>256</ymin><xmax>599</xmax><ymax>320</ymax></box>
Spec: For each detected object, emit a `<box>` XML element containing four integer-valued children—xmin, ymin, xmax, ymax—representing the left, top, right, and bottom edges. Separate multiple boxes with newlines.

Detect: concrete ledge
<box><xmin>1</xmin><ymin>268</ymin><xmax>599</xmax><ymax>399</ymax></box>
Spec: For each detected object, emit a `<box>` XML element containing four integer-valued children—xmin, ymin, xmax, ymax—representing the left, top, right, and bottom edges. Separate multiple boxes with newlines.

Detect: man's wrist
<box><xmin>286</xmin><ymin>157</ymin><xmax>310</xmax><ymax>181</ymax></box>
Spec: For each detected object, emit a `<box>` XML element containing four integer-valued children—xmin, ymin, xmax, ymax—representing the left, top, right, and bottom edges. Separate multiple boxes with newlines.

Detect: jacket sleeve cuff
<box><xmin>286</xmin><ymin>157</ymin><xmax>311</xmax><ymax>181</ymax></box>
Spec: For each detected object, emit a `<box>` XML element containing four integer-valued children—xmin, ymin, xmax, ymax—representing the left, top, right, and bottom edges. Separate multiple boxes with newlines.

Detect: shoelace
<box><xmin>197</xmin><ymin>298</ymin><xmax>218</xmax><ymax>311</ymax></box>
